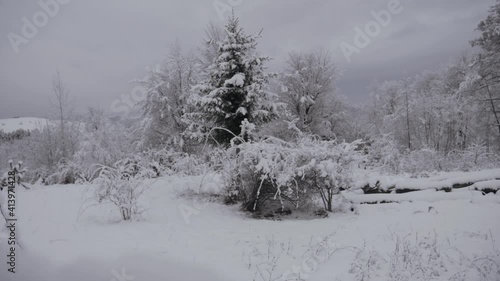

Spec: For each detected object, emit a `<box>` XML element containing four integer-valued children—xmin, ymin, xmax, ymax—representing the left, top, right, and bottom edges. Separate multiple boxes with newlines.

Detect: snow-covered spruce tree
<box><xmin>186</xmin><ymin>15</ymin><xmax>282</xmax><ymax>145</ymax></box>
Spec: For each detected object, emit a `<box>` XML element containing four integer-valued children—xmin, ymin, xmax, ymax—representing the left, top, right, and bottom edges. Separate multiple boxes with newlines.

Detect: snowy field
<box><xmin>0</xmin><ymin>118</ymin><xmax>53</xmax><ymax>133</ymax></box>
<box><xmin>2</xmin><ymin>1</ymin><xmax>500</xmax><ymax>281</ymax></box>
<box><xmin>1</xmin><ymin>172</ymin><xmax>499</xmax><ymax>281</ymax></box>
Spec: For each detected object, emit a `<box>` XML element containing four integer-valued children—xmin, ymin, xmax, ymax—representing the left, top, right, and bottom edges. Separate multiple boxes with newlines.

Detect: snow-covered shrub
<box><xmin>139</xmin><ymin>148</ymin><xmax>177</xmax><ymax>177</ymax></box>
<box><xmin>201</xmin><ymin>147</ymin><xmax>227</xmax><ymax>171</ymax></box>
<box><xmin>366</xmin><ymin>133</ymin><xmax>401</xmax><ymax>173</ymax></box>
<box><xmin>0</xmin><ymin>118</ymin><xmax>83</xmax><ymax>185</ymax></box>
<box><xmin>170</xmin><ymin>154</ymin><xmax>207</xmax><ymax>175</ymax></box>
<box><xmin>456</xmin><ymin>140</ymin><xmax>500</xmax><ymax>171</ymax></box>
<box><xmin>224</xmin><ymin>137</ymin><xmax>364</xmax><ymax>213</ymax></box>
<box><xmin>257</xmin><ymin>118</ymin><xmax>305</xmax><ymax>142</ymax></box>
<box><xmin>44</xmin><ymin>160</ymin><xmax>84</xmax><ymax>185</ymax></box>
<box><xmin>140</xmin><ymin>148</ymin><xmax>217</xmax><ymax>176</ymax></box>
<box><xmin>29</xmin><ymin>121</ymin><xmax>80</xmax><ymax>172</ymax></box>
<box><xmin>390</xmin><ymin>145</ymin><xmax>499</xmax><ymax>177</ymax></box>
<box><xmin>0</xmin><ymin>129</ymin><xmax>31</xmax><ymax>143</ymax></box>
<box><xmin>368</xmin><ymin>136</ymin><xmax>499</xmax><ymax>176</ymax></box>
<box><xmin>93</xmin><ymin>161</ymin><xmax>151</xmax><ymax>221</ymax></box>
<box><xmin>73</xmin><ymin>108</ymin><xmax>135</xmax><ymax>181</ymax></box>
<box><xmin>398</xmin><ymin>149</ymin><xmax>446</xmax><ymax>177</ymax></box>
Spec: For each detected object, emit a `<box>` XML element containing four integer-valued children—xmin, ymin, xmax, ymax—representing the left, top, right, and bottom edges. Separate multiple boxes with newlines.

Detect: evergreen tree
<box><xmin>187</xmin><ymin>15</ymin><xmax>282</xmax><ymax>145</ymax></box>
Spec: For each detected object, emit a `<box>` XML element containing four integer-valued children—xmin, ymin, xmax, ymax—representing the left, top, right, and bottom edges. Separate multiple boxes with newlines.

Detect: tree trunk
<box><xmin>485</xmin><ymin>83</ymin><xmax>500</xmax><ymax>135</ymax></box>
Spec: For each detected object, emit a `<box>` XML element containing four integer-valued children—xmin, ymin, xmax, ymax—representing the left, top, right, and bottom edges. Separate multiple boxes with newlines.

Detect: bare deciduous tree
<box><xmin>199</xmin><ymin>22</ymin><xmax>225</xmax><ymax>74</ymax></box>
<box><xmin>134</xmin><ymin>42</ymin><xmax>197</xmax><ymax>149</ymax></box>
<box><xmin>471</xmin><ymin>1</ymin><xmax>500</xmax><ymax>135</ymax></box>
<box><xmin>51</xmin><ymin>71</ymin><xmax>75</xmax><ymax>160</ymax></box>
<box><xmin>281</xmin><ymin>49</ymin><xmax>338</xmax><ymax>137</ymax></box>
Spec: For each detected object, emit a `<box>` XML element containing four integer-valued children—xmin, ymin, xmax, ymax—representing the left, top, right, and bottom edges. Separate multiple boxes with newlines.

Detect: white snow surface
<box><xmin>354</xmin><ymin>168</ymin><xmax>500</xmax><ymax>191</ymax></box>
<box><xmin>0</xmin><ymin>117</ymin><xmax>53</xmax><ymax>133</ymax></box>
<box><xmin>224</xmin><ymin>73</ymin><xmax>245</xmax><ymax>87</ymax></box>
<box><xmin>472</xmin><ymin>179</ymin><xmax>500</xmax><ymax>191</ymax></box>
<box><xmin>0</xmin><ymin>172</ymin><xmax>499</xmax><ymax>281</ymax></box>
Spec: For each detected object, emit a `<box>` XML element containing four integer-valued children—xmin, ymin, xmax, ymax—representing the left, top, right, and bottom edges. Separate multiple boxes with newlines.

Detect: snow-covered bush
<box><xmin>73</xmin><ymin>108</ymin><xmax>135</xmax><ymax>181</ymax></box>
<box><xmin>170</xmin><ymin>154</ymin><xmax>207</xmax><ymax>175</ymax></box>
<box><xmin>44</xmin><ymin>160</ymin><xmax>83</xmax><ymax>185</ymax></box>
<box><xmin>92</xmin><ymin>160</ymin><xmax>151</xmax><ymax>221</ymax></box>
<box><xmin>29</xmin><ymin>120</ymin><xmax>80</xmax><ymax>172</ymax></box>
<box><xmin>0</xmin><ymin>129</ymin><xmax>31</xmax><ymax>143</ymax></box>
<box><xmin>366</xmin><ymin>133</ymin><xmax>401</xmax><ymax>173</ymax></box>
<box><xmin>139</xmin><ymin>148</ymin><xmax>179</xmax><ymax>177</ymax></box>
<box><xmin>224</xmin><ymin>137</ymin><xmax>364</xmax><ymax>213</ymax></box>
<box><xmin>398</xmin><ymin>149</ymin><xmax>446</xmax><ymax>177</ymax></box>
<box><xmin>140</xmin><ymin>148</ymin><xmax>221</xmax><ymax>177</ymax></box>
<box><xmin>0</xmin><ymin>118</ymin><xmax>83</xmax><ymax>185</ymax></box>
<box><xmin>457</xmin><ymin>139</ymin><xmax>500</xmax><ymax>171</ymax></box>
<box><xmin>367</xmin><ymin>136</ymin><xmax>500</xmax><ymax>176</ymax></box>
<box><xmin>257</xmin><ymin>120</ymin><xmax>298</xmax><ymax>142</ymax></box>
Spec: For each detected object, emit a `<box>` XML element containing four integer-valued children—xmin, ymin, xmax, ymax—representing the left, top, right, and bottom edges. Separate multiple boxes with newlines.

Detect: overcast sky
<box><xmin>0</xmin><ymin>0</ymin><xmax>495</xmax><ymax>119</ymax></box>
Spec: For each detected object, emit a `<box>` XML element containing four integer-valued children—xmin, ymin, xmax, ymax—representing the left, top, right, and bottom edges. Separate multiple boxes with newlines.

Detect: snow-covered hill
<box><xmin>0</xmin><ymin>117</ymin><xmax>54</xmax><ymax>133</ymax></box>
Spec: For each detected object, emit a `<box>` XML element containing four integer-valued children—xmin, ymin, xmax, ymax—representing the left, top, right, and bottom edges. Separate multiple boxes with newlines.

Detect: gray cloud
<box><xmin>0</xmin><ymin>0</ymin><xmax>496</xmax><ymax>118</ymax></box>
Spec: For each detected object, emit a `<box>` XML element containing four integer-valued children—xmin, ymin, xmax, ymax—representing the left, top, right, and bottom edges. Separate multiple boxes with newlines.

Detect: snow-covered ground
<box><xmin>1</xmin><ymin>173</ymin><xmax>499</xmax><ymax>281</ymax></box>
<box><xmin>354</xmin><ymin>168</ymin><xmax>500</xmax><ymax>192</ymax></box>
<box><xmin>0</xmin><ymin>117</ymin><xmax>53</xmax><ymax>133</ymax></box>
